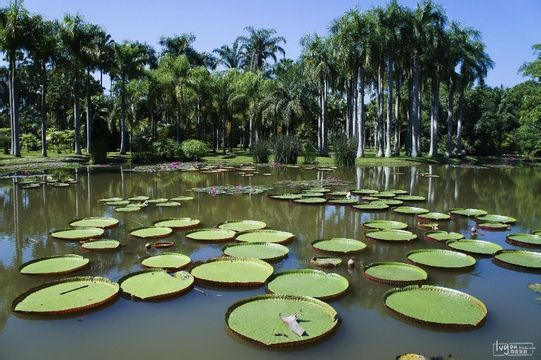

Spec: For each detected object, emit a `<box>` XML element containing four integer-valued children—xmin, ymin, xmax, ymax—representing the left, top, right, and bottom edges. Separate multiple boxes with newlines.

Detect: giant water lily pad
<box><xmin>153</xmin><ymin>217</ymin><xmax>200</xmax><ymax>230</ymax></box>
<box><xmin>236</xmin><ymin>230</ymin><xmax>295</xmax><ymax>244</ymax></box>
<box><xmin>376</xmin><ymin>199</ymin><xmax>404</xmax><ymax>205</ymax></box>
<box><xmin>363</xmin><ymin>220</ymin><xmax>408</xmax><ymax>231</ymax></box>
<box><xmin>146</xmin><ymin>198</ymin><xmax>168</xmax><ymax>204</ymax></box>
<box><xmin>114</xmin><ymin>206</ymin><xmax>141</xmax><ymax>212</ymax></box>
<box><xmin>310</xmin><ymin>257</ymin><xmax>342</xmax><ymax>268</ymax></box>
<box><xmin>373</xmin><ymin>191</ymin><xmax>396</xmax><ymax>198</ymax></box>
<box><xmin>312</xmin><ymin>238</ymin><xmax>366</xmax><ymax>254</ymax></box>
<box><xmin>384</xmin><ymin>285</ymin><xmax>487</xmax><ymax>327</ymax></box>
<box><xmin>223</xmin><ymin>243</ymin><xmax>289</xmax><ymax>262</ymax></box>
<box><xmin>364</xmin><ymin>262</ymin><xmax>428</xmax><ymax>284</ymax></box>
<box><xmin>352</xmin><ymin>202</ymin><xmax>389</xmax><ymax>211</ymax></box>
<box><xmin>13</xmin><ymin>277</ymin><xmax>119</xmax><ymax>314</ymax></box>
<box><xmin>130</xmin><ymin>227</ymin><xmax>173</xmax><ymax>239</ymax></box>
<box><xmin>447</xmin><ymin>240</ymin><xmax>503</xmax><ymax>255</ymax></box>
<box><xmin>50</xmin><ymin>227</ymin><xmax>104</xmax><ymax>241</ymax></box>
<box><xmin>225</xmin><ymin>294</ymin><xmax>339</xmax><ymax>347</ymax></box>
<box><xmin>424</xmin><ymin>231</ymin><xmax>464</xmax><ymax>242</ymax></box>
<box><xmin>327</xmin><ymin>198</ymin><xmax>358</xmax><ymax>205</ymax></box>
<box><xmin>106</xmin><ymin>200</ymin><xmax>130</xmax><ymax>206</ymax></box>
<box><xmin>170</xmin><ymin>195</ymin><xmax>194</xmax><ymax>202</ymax></box>
<box><xmin>156</xmin><ymin>201</ymin><xmax>181</xmax><ymax>207</ymax></box>
<box><xmin>365</xmin><ymin>230</ymin><xmax>417</xmax><ymax>242</ymax></box>
<box><xmin>494</xmin><ymin>250</ymin><xmax>541</xmax><ymax>270</ymax></box>
<box><xmin>393</xmin><ymin>206</ymin><xmax>429</xmax><ymax>215</ymax></box>
<box><xmin>266</xmin><ymin>269</ymin><xmax>349</xmax><ymax>300</ymax></box>
<box><xmin>477</xmin><ymin>222</ymin><xmax>510</xmax><ymax>231</ymax></box>
<box><xmin>141</xmin><ymin>252</ymin><xmax>191</xmax><ymax>270</ymax></box>
<box><xmin>191</xmin><ymin>257</ymin><xmax>274</xmax><ymax>286</ymax></box>
<box><xmin>219</xmin><ymin>220</ymin><xmax>267</xmax><ymax>232</ymax></box>
<box><xmin>20</xmin><ymin>254</ymin><xmax>89</xmax><ymax>275</ymax></box>
<box><xmin>417</xmin><ymin>212</ymin><xmax>450</xmax><ymax>221</ymax></box>
<box><xmin>269</xmin><ymin>193</ymin><xmax>303</xmax><ymax>200</ymax></box>
<box><xmin>528</xmin><ymin>283</ymin><xmax>541</xmax><ymax>293</ymax></box>
<box><xmin>449</xmin><ymin>208</ymin><xmax>488</xmax><ymax>217</ymax></box>
<box><xmin>476</xmin><ymin>214</ymin><xmax>516</xmax><ymax>224</ymax></box>
<box><xmin>301</xmin><ymin>192</ymin><xmax>325</xmax><ymax>198</ymax></box>
<box><xmin>69</xmin><ymin>217</ymin><xmax>119</xmax><ymax>229</ymax></box>
<box><xmin>186</xmin><ymin>228</ymin><xmax>237</xmax><ymax>242</ymax></box>
<box><xmin>506</xmin><ymin>233</ymin><xmax>541</xmax><ymax>247</ymax></box>
<box><xmin>81</xmin><ymin>239</ymin><xmax>120</xmax><ymax>251</ymax></box>
<box><xmin>119</xmin><ymin>269</ymin><xmax>193</xmax><ymax>300</ymax></box>
<box><xmin>293</xmin><ymin>197</ymin><xmax>327</xmax><ymax>205</ymax></box>
<box><xmin>99</xmin><ymin>197</ymin><xmax>123</xmax><ymax>203</ymax></box>
<box><xmin>128</xmin><ymin>195</ymin><xmax>149</xmax><ymax>201</ymax></box>
<box><xmin>407</xmin><ymin>249</ymin><xmax>476</xmax><ymax>269</ymax></box>
<box><xmin>395</xmin><ymin>195</ymin><xmax>426</xmax><ymax>201</ymax></box>
<box><xmin>351</xmin><ymin>188</ymin><xmax>378</xmax><ymax>195</ymax></box>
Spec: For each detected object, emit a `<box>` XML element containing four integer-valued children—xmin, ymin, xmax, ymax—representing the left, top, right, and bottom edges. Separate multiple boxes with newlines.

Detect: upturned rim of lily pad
<box><xmin>128</xmin><ymin>195</ymin><xmax>150</xmax><ymax>202</ymax></box>
<box><xmin>50</xmin><ymin>227</ymin><xmax>104</xmax><ymax>241</ymax></box>
<box><xmin>141</xmin><ymin>252</ymin><xmax>191</xmax><ymax>270</ymax></box>
<box><xmin>310</xmin><ymin>256</ymin><xmax>342</xmax><ymax>268</ymax></box>
<box><xmin>99</xmin><ymin>197</ymin><xmax>123</xmax><ymax>203</ymax></box>
<box><xmin>153</xmin><ymin>217</ymin><xmax>201</xmax><ymax>230</ymax></box>
<box><xmin>363</xmin><ymin>262</ymin><xmax>428</xmax><ymax>285</ymax></box>
<box><xmin>19</xmin><ymin>254</ymin><xmax>90</xmax><ymax>275</ymax></box>
<box><xmin>493</xmin><ymin>250</ymin><xmax>541</xmax><ymax>270</ymax></box>
<box><xmin>477</xmin><ymin>222</ymin><xmax>510</xmax><ymax>231</ymax></box>
<box><xmin>170</xmin><ymin>195</ymin><xmax>194</xmax><ymax>201</ymax></box>
<box><xmin>327</xmin><ymin>198</ymin><xmax>358</xmax><ymax>205</ymax></box>
<box><xmin>352</xmin><ymin>202</ymin><xmax>390</xmax><ymax>211</ymax></box>
<box><xmin>292</xmin><ymin>197</ymin><xmax>327</xmax><ymax>205</ymax></box>
<box><xmin>365</xmin><ymin>229</ymin><xmax>417</xmax><ymax>242</ymax></box>
<box><xmin>394</xmin><ymin>195</ymin><xmax>426</xmax><ymax>201</ymax></box>
<box><xmin>129</xmin><ymin>226</ymin><xmax>173</xmax><ymax>239</ymax></box>
<box><xmin>475</xmin><ymin>214</ymin><xmax>517</xmax><ymax>224</ymax></box>
<box><xmin>114</xmin><ymin>206</ymin><xmax>142</xmax><ymax>212</ymax></box>
<box><xmin>106</xmin><ymin>200</ymin><xmax>130</xmax><ymax>206</ymax></box>
<box><xmin>156</xmin><ymin>201</ymin><xmax>182</xmax><ymax>207</ymax></box>
<box><xmin>392</xmin><ymin>206</ymin><xmax>430</xmax><ymax>215</ymax></box>
<box><xmin>146</xmin><ymin>198</ymin><xmax>169</xmax><ymax>204</ymax></box>
<box><xmin>268</xmin><ymin>193</ymin><xmax>303</xmax><ymax>200</ymax></box>
<box><xmin>185</xmin><ymin>228</ymin><xmax>237</xmax><ymax>242</ymax></box>
<box><xmin>311</xmin><ymin>238</ymin><xmax>367</xmax><ymax>254</ymax></box>
<box><xmin>448</xmin><ymin>208</ymin><xmax>488</xmax><ymax>217</ymax></box>
<box><xmin>350</xmin><ymin>188</ymin><xmax>378</xmax><ymax>195</ymax></box>
<box><xmin>506</xmin><ymin>233</ymin><xmax>541</xmax><ymax>247</ymax></box>
<box><xmin>191</xmin><ymin>257</ymin><xmax>274</xmax><ymax>287</ymax></box>
<box><xmin>81</xmin><ymin>239</ymin><xmax>121</xmax><ymax>251</ymax></box>
<box><xmin>118</xmin><ymin>269</ymin><xmax>194</xmax><ymax>300</ymax></box>
<box><xmin>69</xmin><ymin>217</ymin><xmax>119</xmax><ymax>229</ymax></box>
<box><xmin>223</xmin><ymin>242</ymin><xmax>289</xmax><ymax>262</ymax></box>
<box><xmin>363</xmin><ymin>220</ymin><xmax>408</xmax><ymax>230</ymax></box>
<box><xmin>447</xmin><ymin>239</ymin><xmax>503</xmax><ymax>256</ymax></box>
<box><xmin>417</xmin><ymin>212</ymin><xmax>451</xmax><ymax>221</ymax></box>
<box><xmin>424</xmin><ymin>230</ymin><xmax>464</xmax><ymax>242</ymax></box>
<box><xmin>407</xmin><ymin>249</ymin><xmax>476</xmax><ymax>269</ymax></box>
<box><xmin>266</xmin><ymin>269</ymin><xmax>349</xmax><ymax>300</ymax></box>
<box><xmin>373</xmin><ymin>191</ymin><xmax>396</xmax><ymax>198</ymax></box>
<box><xmin>235</xmin><ymin>229</ymin><xmax>295</xmax><ymax>244</ymax></box>
<box><xmin>218</xmin><ymin>220</ymin><xmax>267</xmax><ymax>232</ymax></box>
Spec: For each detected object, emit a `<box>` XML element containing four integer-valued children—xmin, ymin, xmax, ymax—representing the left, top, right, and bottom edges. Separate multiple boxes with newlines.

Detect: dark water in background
<box><xmin>0</xmin><ymin>164</ymin><xmax>539</xmax><ymax>360</ymax></box>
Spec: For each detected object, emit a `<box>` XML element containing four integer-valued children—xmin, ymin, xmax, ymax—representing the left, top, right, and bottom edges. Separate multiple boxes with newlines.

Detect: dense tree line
<box><xmin>0</xmin><ymin>0</ymin><xmax>539</xmax><ymax>160</ymax></box>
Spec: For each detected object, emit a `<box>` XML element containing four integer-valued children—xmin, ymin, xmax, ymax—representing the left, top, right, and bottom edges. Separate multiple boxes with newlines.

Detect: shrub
<box><xmin>21</xmin><ymin>133</ymin><xmax>40</xmax><ymax>151</ymax></box>
<box><xmin>152</xmin><ymin>139</ymin><xmax>183</xmax><ymax>160</ymax></box>
<box><xmin>181</xmin><ymin>139</ymin><xmax>209</xmax><ymax>161</ymax></box>
<box><xmin>48</xmin><ymin>130</ymin><xmax>74</xmax><ymax>153</ymax></box>
<box><xmin>302</xmin><ymin>142</ymin><xmax>318</xmax><ymax>164</ymax></box>
<box><xmin>273</xmin><ymin>134</ymin><xmax>300</xmax><ymax>164</ymax></box>
<box><xmin>252</xmin><ymin>140</ymin><xmax>271</xmax><ymax>163</ymax></box>
<box><xmin>333</xmin><ymin>133</ymin><xmax>357</xmax><ymax>167</ymax></box>
<box><xmin>0</xmin><ymin>128</ymin><xmax>11</xmax><ymax>154</ymax></box>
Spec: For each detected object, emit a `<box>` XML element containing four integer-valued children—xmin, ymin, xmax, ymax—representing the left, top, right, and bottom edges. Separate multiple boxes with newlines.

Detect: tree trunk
<box><xmin>376</xmin><ymin>64</ymin><xmax>384</xmax><ymax>157</ymax></box>
<box><xmin>119</xmin><ymin>77</ymin><xmax>127</xmax><ymax>154</ymax></box>
<box><xmin>356</xmin><ymin>66</ymin><xmax>365</xmax><ymax>158</ymax></box>
<box><xmin>85</xmin><ymin>68</ymin><xmax>92</xmax><ymax>153</ymax></box>
<box><xmin>222</xmin><ymin>112</ymin><xmax>227</xmax><ymax>155</ymax></box>
<box><xmin>456</xmin><ymin>87</ymin><xmax>465</xmax><ymax>155</ymax></box>
<box><xmin>320</xmin><ymin>79</ymin><xmax>329</xmax><ymax>156</ymax></box>
<box><xmin>73</xmin><ymin>72</ymin><xmax>82</xmax><ymax>155</ymax></box>
<box><xmin>176</xmin><ymin>102</ymin><xmax>181</xmax><ymax>143</ymax></box>
<box><xmin>9</xmin><ymin>54</ymin><xmax>21</xmax><ymax>157</ymax></box>
<box><xmin>410</xmin><ymin>51</ymin><xmax>421</xmax><ymax>157</ymax></box>
<box><xmin>150</xmin><ymin>103</ymin><xmax>157</xmax><ymax>141</ymax></box>
<box><xmin>346</xmin><ymin>75</ymin><xmax>354</xmax><ymax>137</ymax></box>
<box><xmin>394</xmin><ymin>73</ymin><xmax>401</xmax><ymax>156</ymax></box>
<box><xmin>446</xmin><ymin>79</ymin><xmax>455</xmax><ymax>157</ymax></box>
<box><xmin>41</xmin><ymin>62</ymin><xmax>48</xmax><ymax>157</ymax></box>
<box><xmin>429</xmin><ymin>74</ymin><xmax>440</xmax><ymax>157</ymax></box>
<box><xmin>385</xmin><ymin>57</ymin><xmax>394</xmax><ymax>157</ymax></box>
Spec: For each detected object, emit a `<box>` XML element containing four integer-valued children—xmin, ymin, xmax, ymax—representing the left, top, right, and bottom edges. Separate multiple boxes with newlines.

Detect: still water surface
<box><xmin>0</xmin><ymin>164</ymin><xmax>539</xmax><ymax>359</ymax></box>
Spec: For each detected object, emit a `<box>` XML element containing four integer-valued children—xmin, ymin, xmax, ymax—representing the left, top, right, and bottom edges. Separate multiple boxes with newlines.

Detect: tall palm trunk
<box><xmin>385</xmin><ymin>57</ymin><xmax>394</xmax><ymax>157</ymax></box>
<box><xmin>376</xmin><ymin>64</ymin><xmax>384</xmax><ymax>157</ymax></box>
<box><xmin>456</xmin><ymin>87</ymin><xmax>465</xmax><ymax>155</ymax></box>
<box><xmin>40</xmin><ymin>62</ymin><xmax>48</xmax><ymax>157</ymax></box>
<box><xmin>394</xmin><ymin>73</ymin><xmax>401</xmax><ymax>156</ymax></box>
<box><xmin>119</xmin><ymin>77</ymin><xmax>127</xmax><ymax>154</ymax></box>
<box><xmin>346</xmin><ymin>75</ymin><xmax>354</xmax><ymax>137</ymax></box>
<box><xmin>85</xmin><ymin>68</ymin><xmax>92</xmax><ymax>153</ymax></box>
<box><xmin>176</xmin><ymin>102</ymin><xmax>181</xmax><ymax>143</ymax></box>
<box><xmin>446</xmin><ymin>79</ymin><xmax>455</xmax><ymax>157</ymax></box>
<box><xmin>150</xmin><ymin>104</ymin><xmax>156</xmax><ymax>141</ymax></box>
<box><xmin>9</xmin><ymin>53</ymin><xmax>21</xmax><ymax>157</ymax></box>
<box><xmin>356</xmin><ymin>66</ymin><xmax>366</xmax><ymax>157</ymax></box>
<box><xmin>73</xmin><ymin>72</ymin><xmax>82</xmax><ymax>155</ymax></box>
<box><xmin>429</xmin><ymin>74</ymin><xmax>440</xmax><ymax>157</ymax></box>
<box><xmin>320</xmin><ymin>79</ymin><xmax>329</xmax><ymax>156</ymax></box>
<box><xmin>410</xmin><ymin>51</ymin><xmax>421</xmax><ymax>157</ymax></box>
<box><xmin>222</xmin><ymin>112</ymin><xmax>227</xmax><ymax>155</ymax></box>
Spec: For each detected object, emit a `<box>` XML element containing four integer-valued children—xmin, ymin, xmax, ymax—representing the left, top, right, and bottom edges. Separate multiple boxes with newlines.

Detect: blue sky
<box><xmin>7</xmin><ymin>0</ymin><xmax>541</xmax><ymax>86</ymax></box>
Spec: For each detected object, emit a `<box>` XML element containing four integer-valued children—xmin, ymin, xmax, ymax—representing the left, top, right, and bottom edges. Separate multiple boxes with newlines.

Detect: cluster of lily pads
<box><xmin>98</xmin><ymin>194</ymin><xmax>194</xmax><ymax>212</ymax></box>
<box><xmin>17</xmin><ymin>175</ymin><xmax>78</xmax><ymax>189</ymax></box>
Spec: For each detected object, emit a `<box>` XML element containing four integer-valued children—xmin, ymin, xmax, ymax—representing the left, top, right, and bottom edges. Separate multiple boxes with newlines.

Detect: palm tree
<box><xmin>519</xmin><ymin>43</ymin><xmax>541</xmax><ymax>81</ymax></box>
<box><xmin>238</xmin><ymin>27</ymin><xmax>286</xmax><ymax>72</ymax></box>
<box><xmin>159</xmin><ymin>34</ymin><xmax>205</xmax><ymax>66</ymax></box>
<box><xmin>213</xmin><ymin>38</ymin><xmax>244</xmax><ymax>69</ymax></box>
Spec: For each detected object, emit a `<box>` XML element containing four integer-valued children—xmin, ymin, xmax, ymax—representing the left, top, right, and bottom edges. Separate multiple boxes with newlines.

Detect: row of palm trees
<box><xmin>1</xmin><ymin>0</ymin><xmax>494</xmax><ymax>159</ymax></box>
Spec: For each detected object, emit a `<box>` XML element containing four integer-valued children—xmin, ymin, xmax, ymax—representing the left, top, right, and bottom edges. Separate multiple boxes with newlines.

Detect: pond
<box><xmin>0</xmin><ymin>164</ymin><xmax>539</xmax><ymax>359</ymax></box>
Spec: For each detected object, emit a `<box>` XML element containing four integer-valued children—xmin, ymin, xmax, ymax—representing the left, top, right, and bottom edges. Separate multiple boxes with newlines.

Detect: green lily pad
<box><xmin>50</xmin><ymin>227</ymin><xmax>104</xmax><ymax>241</ymax></box>
<box><xmin>361</xmin><ymin>196</ymin><xmax>379</xmax><ymax>201</ymax></box>
<box><xmin>352</xmin><ymin>202</ymin><xmax>389</xmax><ymax>211</ymax></box>
<box><xmin>528</xmin><ymin>283</ymin><xmax>541</xmax><ymax>293</ymax></box>
<box><xmin>128</xmin><ymin>195</ymin><xmax>149</xmax><ymax>201</ymax></box>
<box><xmin>300</xmin><ymin>192</ymin><xmax>325</xmax><ymax>198</ymax></box>
<box><xmin>384</xmin><ymin>285</ymin><xmax>487</xmax><ymax>327</ymax></box>
<box><xmin>394</xmin><ymin>195</ymin><xmax>426</xmax><ymax>201</ymax></box>
<box><xmin>130</xmin><ymin>227</ymin><xmax>173</xmax><ymax>239</ymax></box>
<box><xmin>223</xmin><ymin>242</ymin><xmax>289</xmax><ymax>262</ymax></box>
<box><xmin>141</xmin><ymin>252</ymin><xmax>191</xmax><ymax>270</ymax></box>
<box><xmin>20</xmin><ymin>254</ymin><xmax>89</xmax><ymax>275</ymax></box>
<box><xmin>153</xmin><ymin>218</ymin><xmax>200</xmax><ymax>230</ymax></box>
<box><xmin>417</xmin><ymin>212</ymin><xmax>450</xmax><ymax>221</ymax></box>
<box><xmin>494</xmin><ymin>250</ymin><xmax>541</xmax><ymax>270</ymax></box>
<box><xmin>13</xmin><ymin>277</ymin><xmax>119</xmax><ymax>314</ymax></box>
<box><xmin>476</xmin><ymin>214</ymin><xmax>516</xmax><ymax>224</ymax></box>
<box><xmin>393</xmin><ymin>206</ymin><xmax>429</xmax><ymax>215</ymax></box>
<box><xmin>375</xmin><ymin>199</ymin><xmax>404</xmax><ymax>205</ymax></box>
<box><xmin>69</xmin><ymin>217</ymin><xmax>119</xmax><ymax>229</ymax></box>
<box><xmin>407</xmin><ymin>249</ymin><xmax>476</xmax><ymax>269</ymax></box>
<box><xmin>156</xmin><ymin>201</ymin><xmax>181</xmax><ymax>207</ymax></box>
<box><xmin>365</xmin><ymin>230</ymin><xmax>417</xmax><ymax>242</ymax></box>
<box><xmin>477</xmin><ymin>222</ymin><xmax>510</xmax><ymax>231</ymax></box>
<box><xmin>327</xmin><ymin>198</ymin><xmax>358</xmax><ymax>205</ymax></box>
<box><xmin>364</xmin><ymin>262</ymin><xmax>428</xmax><ymax>284</ymax></box>
<box><xmin>225</xmin><ymin>294</ymin><xmax>339</xmax><ymax>347</ymax></box>
<box><xmin>106</xmin><ymin>200</ymin><xmax>130</xmax><ymax>206</ymax></box>
<box><xmin>351</xmin><ymin>188</ymin><xmax>378</xmax><ymax>195</ymax></box>
<box><xmin>363</xmin><ymin>220</ymin><xmax>408</xmax><ymax>230</ymax></box>
<box><xmin>99</xmin><ymin>197</ymin><xmax>123</xmax><ymax>202</ymax></box>
<box><xmin>266</xmin><ymin>269</ymin><xmax>349</xmax><ymax>300</ymax></box>
<box><xmin>119</xmin><ymin>269</ymin><xmax>193</xmax><ymax>300</ymax></box>
<box><xmin>373</xmin><ymin>191</ymin><xmax>396</xmax><ymax>198</ymax></box>
<box><xmin>293</xmin><ymin>197</ymin><xmax>327</xmax><ymax>205</ymax></box>
<box><xmin>170</xmin><ymin>195</ymin><xmax>194</xmax><ymax>201</ymax></box>
<box><xmin>269</xmin><ymin>193</ymin><xmax>303</xmax><ymax>200</ymax></box>
<box><xmin>191</xmin><ymin>257</ymin><xmax>274</xmax><ymax>286</ymax></box>
<box><xmin>303</xmin><ymin>188</ymin><xmax>331</xmax><ymax>193</ymax></box>
<box><xmin>506</xmin><ymin>233</ymin><xmax>541</xmax><ymax>246</ymax></box>
<box><xmin>186</xmin><ymin>228</ymin><xmax>237</xmax><ymax>242</ymax></box>
<box><xmin>218</xmin><ymin>220</ymin><xmax>267</xmax><ymax>232</ymax></box>
<box><xmin>114</xmin><ymin>206</ymin><xmax>141</xmax><ymax>212</ymax></box>
<box><xmin>327</xmin><ymin>191</ymin><xmax>348</xmax><ymax>197</ymax></box>
<box><xmin>146</xmin><ymin>198</ymin><xmax>168</xmax><ymax>204</ymax></box>
<box><xmin>425</xmin><ymin>231</ymin><xmax>464</xmax><ymax>242</ymax></box>
<box><xmin>449</xmin><ymin>208</ymin><xmax>488</xmax><ymax>217</ymax></box>
<box><xmin>236</xmin><ymin>230</ymin><xmax>295</xmax><ymax>244</ymax></box>
<box><xmin>447</xmin><ymin>239</ymin><xmax>503</xmax><ymax>255</ymax></box>
<box><xmin>310</xmin><ymin>256</ymin><xmax>342</xmax><ymax>268</ymax></box>
<box><xmin>21</xmin><ymin>183</ymin><xmax>41</xmax><ymax>189</ymax></box>
<box><xmin>386</xmin><ymin>189</ymin><xmax>409</xmax><ymax>195</ymax></box>
<box><xmin>81</xmin><ymin>239</ymin><xmax>120</xmax><ymax>250</ymax></box>
<box><xmin>50</xmin><ymin>182</ymin><xmax>70</xmax><ymax>187</ymax></box>
<box><xmin>312</xmin><ymin>238</ymin><xmax>366</xmax><ymax>254</ymax></box>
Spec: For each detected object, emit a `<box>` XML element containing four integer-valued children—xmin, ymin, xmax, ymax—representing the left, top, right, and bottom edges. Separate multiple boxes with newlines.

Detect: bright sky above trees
<box><xmin>8</xmin><ymin>0</ymin><xmax>541</xmax><ymax>86</ymax></box>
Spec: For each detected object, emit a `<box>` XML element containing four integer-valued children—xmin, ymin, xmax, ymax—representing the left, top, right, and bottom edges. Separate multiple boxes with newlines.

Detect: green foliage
<box><xmin>20</xmin><ymin>133</ymin><xmax>40</xmax><ymax>151</ymax></box>
<box><xmin>273</xmin><ymin>134</ymin><xmax>300</xmax><ymax>164</ymax></box>
<box><xmin>90</xmin><ymin>117</ymin><xmax>109</xmax><ymax>164</ymax></box>
<box><xmin>181</xmin><ymin>139</ymin><xmax>208</xmax><ymax>161</ymax></box>
<box><xmin>0</xmin><ymin>128</ymin><xmax>11</xmax><ymax>154</ymax></box>
<box><xmin>252</xmin><ymin>140</ymin><xmax>271</xmax><ymax>163</ymax></box>
<box><xmin>152</xmin><ymin>139</ymin><xmax>183</xmax><ymax>160</ymax></box>
<box><xmin>332</xmin><ymin>133</ymin><xmax>357</xmax><ymax>166</ymax></box>
<box><xmin>47</xmin><ymin>130</ymin><xmax>74</xmax><ymax>153</ymax></box>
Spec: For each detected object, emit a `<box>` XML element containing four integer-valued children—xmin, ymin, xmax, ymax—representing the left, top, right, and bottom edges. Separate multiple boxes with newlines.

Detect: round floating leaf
<box><xmin>186</xmin><ymin>228</ymin><xmax>236</xmax><ymax>242</ymax></box>
<box><xmin>266</xmin><ymin>269</ymin><xmax>349</xmax><ymax>300</ymax></box>
<box><xmin>219</xmin><ymin>220</ymin><xmax>267</xmax><ymax>232</ymax></box>
<box><xmin>506</xmin><ymin>233</ymin><xmax>541</xmax><ymax>247</ymax></box>
<box><xmin>384</xmin><ymin>285</ymin><xmax>487</xmax><ymax>327</ymax></box>
<box><xmin>476</xmin><ymin>214</ymin><xmax>516</xmax><ymax>224</ymax></box>
<box><xmin>361</xmin><ymin>196</ymin><xmax>379</xmax><ymax>201</ymax></box>
<box><xmin>407</xmin><ymin>249</ymin><xmax>476</xmax><ymax>269</ymax></box>
<box><xmin>449</xmin><ymin>208</ymin><xmax>488</xmax><ymax>217</ymax></box>
<box><xmin>223</xmin><ymin>242</ymin><xmax>289</xmax><ymax>262</ymax></box>
<box><xmin>130</xmin><ymin>227</ymin><xmax>173</xmax><ymax>239</ymax></box>
<box><xmin>366</xmin><ymin>230</ymin><xmax>417</xmax><ymax>242</ymax></box>
<box><xmin>393</xmin><ymin>206</ymin><xmax>429</xmax><ymax>215</ymax></box>
<box><xmin>236</xmin><ymin>230</ymin><xmax>295</xmax><ymax>244</ymax></box>
<box><xmin>128</xmin><ymin>195</ymin><xmax>149</xmax><ymax>201</ymax></box>
<box><xmin>312</xmin><ymin>238</ymin><xmax>366</xmax><ymax>254</ymax></box>
<box><xmin>303</xmin><ymin>187</ymin><xmax>331</xmax><ymax>193</ymax></box>
<box><xmin>146</xmin><ymin>198</ymin><xmax>168</xmax><ymax>204</ymax></box>
<box><xmin>69</xmin><ymin>217</ymin><xmax>119</xmax><ymax>229</ymax></box>
<box><xmin>191</xmin><ymin>257</ymin><xmax>274</xmax><ymax>286</ymax></box>
<box><xmin>226</xmin><ymin>294</ymin><xmax>339</xmax><ymax>347</ymax></box>
<box><xmin>352</xmin><ymin>202</ymin><xmax>389</xmax><ymax>211</ymax></box>
<box><xmin>50</xmin><ymin>227</ymin><xmax>104</xmax><ymax>241</ymax></box>
<box><xmin>269</xmin><ymin>193</ymin><xmax>303</xmax><ymax>200</ymax></box>
<box><xmin>293</xmin><ymin>197</ymin><xmax>327</xmax><ymax>205</ymax></box>
<box><xmin>20</xmin><ymin>254</ymin><xmax>89</xmax><ymax>275</ymax></box>
<box><xmin>364</xmin><ymin>262</ymin><xmax>428</xmax><ymax>284</ymax></box>
<box><xmin>387</xmin><ymin>189</ymin><xmax>409</xmax><ymax>195</ymax></box>
<box><xmin>494</xmin><ymin>250</ymin><xmax>541</xmax><ymax>270</ymax></box>
<box><xmin>106</xmin><ymin>200</ymin><xmax>130</xmax><ymax>206</ymax></box>
<box><xmin>156</xmin><ymin>201</ymin><xmax>181</xmax><ymax>207</ymax></box>
<box><xmin>21</xmin><ymin>183</ymin><xmax>41</xmax><ymax>189</ymax></box>
<box><xmin>395</xmin><ymin>195</ymin><xmax>426</xmax><ymax>201</ymax></box>
<box><xmin>351</xmin><ymin>188</ymin><xmax>378</xmax><ymax>195</ymax></box>
<box><xmin>154</xmin><ymin>241</ymin><xmax>174</xmax><ymax>248</ymax></box>
<box><xmin>99</xmin><ymin>197</ymin><xmax>123</xmax><ymax>203</ymax></box>
<box><xmin>81</xmin><ymin>239</ymin><xmax>120</xmax><ymax>251</ymax></box>
<box><xmin>327</xmin><ymin>198</ymin><xmax>358</xmax><ymax>205</ymax></box>
<box><xmin>373</xmin><ymin>191</ymin><xmax>396</xmax><ymax>198</ymax></box>
<box><xmin>528</xmin><ymin>283</ymin><xmax>541</xmax><ymax>293</ymax></box>
<box><xmin>170</xmin><ymin>195</ymin><xmax>194</xmax><ymax>201</ymax></box>
<box><xmin>447</xmin><ymin>239</ymin><xmax>503</xmax><ymax>255</ymax></box>
<box><xmin>300</xmin><ymin>192</ymin><xmax>325</xmax><ymax>198</ymax></box>
<box><xmin>141</xmin><ymin>252</ymin><xmax>191</xmax><ymax>270</ymax></box>
<box><xmin>114</xmin><ymin>206</ymin><xmax>141</xmax><ymax>212</ymax></box>
<box><xmin>417</xmin><ymin>212</ymin><xmax>450</xmax><ymax>221</ymax></box>
<box><xmin>153</xmin><ymin>217</ymin><xmax>200</xmax><ymax>230</ymax></box>
<box><xmin>375</xmin><ymin>199</ymin><xmax>404</xmax><ymax>205</ymax></box>
<box><xmin>477</xmin><ymin>222</ymin><xmax>509</xmax><ymax>231</ymax></box>
<box><xmin>119</xmin><ymin>269</ymin><xmax>193</xmax><ymax>300</ymax></box>
<box><xmin>425</xmin><ymin>231</ymin><xmax>464</xmax><ymax>242</ymax></box>
<box><xmin>50</xmin><ymin>182</ymin><xmax>70</xmax><ymax>187</ymax></box>
<box><xmin>310</xmin><ymin>256</ymin><xmax>342</xmax><ymax>268</ymax></box>
<box><xmin>13</xmin><ymin>277</ymin><xmax>119</xmax><ymax>314</ymax></box>
<box><xmin>327</xmin><ymin>191</ymin><xmax>348</xmax><ymax>197</ymax></box>
<box><xmin>363</xmin><ymin>220</ymin><xmax>408</xmax><ymax>231</ymax></box>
